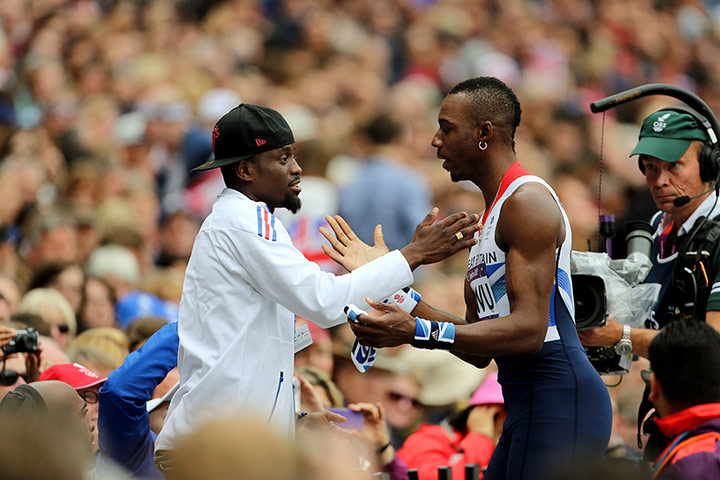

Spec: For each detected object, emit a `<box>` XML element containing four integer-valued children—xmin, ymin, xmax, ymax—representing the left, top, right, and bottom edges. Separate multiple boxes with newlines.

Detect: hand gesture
<box><xmin>320</xmin><ymin>215</ymin><xmax>389</xmax><ymax>272</ymax></box>
<box><xmin>348</xmin><ymin>298</ymin><xmax>415</xmax><ymax>348</ymax></box>
<box><xmin>400</xmin><ymin>208</ymin><xmax>480</xmax><ymax>270</ymax></box>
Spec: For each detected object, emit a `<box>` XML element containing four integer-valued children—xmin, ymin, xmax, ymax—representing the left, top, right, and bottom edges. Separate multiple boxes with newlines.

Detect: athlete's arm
<box><xmin>447</xmin><ymin>184</ymin><xmax>561</xmax><ymax>355</ymax></box>
<box><xmin>349</xmin><ymin>185</ymin><xmax>562</xmax><ymax>356</ymax></box>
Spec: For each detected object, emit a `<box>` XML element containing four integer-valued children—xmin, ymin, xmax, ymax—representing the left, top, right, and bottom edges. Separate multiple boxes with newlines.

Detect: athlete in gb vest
<box><xmin>327</xmin><ymin>77</ymin><xmax>613</xmax><ymax>480</ymax></box>
<box><xmin>579</xmin><ymin>108</ymin><xmax>720</xmax><ymax>359</ymax></box>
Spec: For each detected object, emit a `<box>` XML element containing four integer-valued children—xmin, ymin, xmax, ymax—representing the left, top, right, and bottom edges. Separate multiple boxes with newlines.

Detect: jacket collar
<box><xmin>656</xmin><ymin>403</ymin><xmax>720</xmax><ymax>437</ymax></box>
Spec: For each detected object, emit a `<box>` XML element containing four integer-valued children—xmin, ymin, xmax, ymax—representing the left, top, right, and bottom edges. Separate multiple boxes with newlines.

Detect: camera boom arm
<box><xmin>590</xmin><ymin>83</ymin><xmax>719</xmax><ymax>145</ymax></box>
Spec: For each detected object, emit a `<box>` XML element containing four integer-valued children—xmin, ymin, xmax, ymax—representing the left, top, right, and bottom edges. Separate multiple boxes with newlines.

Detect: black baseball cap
<box><xmin>191</xmin><ymin>103</ymin><xmax>295</xmax><ymax>172</ymax></box>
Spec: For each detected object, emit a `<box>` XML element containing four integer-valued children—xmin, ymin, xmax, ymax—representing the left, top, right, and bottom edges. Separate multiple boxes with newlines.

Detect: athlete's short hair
<box><xmin>448</xmin><ymin>77</ymin><xmax>522</xmax><ymax>151</ymax></box>
<box><xmin>649</xmin><ymin>320</ymin><xmax>720</xmax><ymax>407</ymax></box>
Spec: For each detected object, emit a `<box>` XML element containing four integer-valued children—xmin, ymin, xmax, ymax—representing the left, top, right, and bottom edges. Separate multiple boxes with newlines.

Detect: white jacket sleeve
<box><xmin>213</xmin><ymin>228</ymin><xmax>414</xmax><ymax>328</ymax></box>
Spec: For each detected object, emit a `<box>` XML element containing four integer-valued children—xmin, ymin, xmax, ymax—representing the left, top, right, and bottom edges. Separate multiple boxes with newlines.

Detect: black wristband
<box><xmin>376</xmin><ymin>442</ymin><xmax>391</xmax><ymax>454</ymax></box>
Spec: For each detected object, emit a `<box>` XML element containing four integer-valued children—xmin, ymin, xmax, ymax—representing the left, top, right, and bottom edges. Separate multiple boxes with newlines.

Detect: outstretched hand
<box><xmin>319</xmin><ymin>215</ymin><xmax>388</xmax><ymax>272</ymax></box>
<box><xmin>348</xmin><ymin>298</ymin><xmax>416</xmax><ymax>348</ymax></box>
<box><xmin>400</xmin><ymin>208</ymin><xmax>480</xmax><ymax>270</ymax></box>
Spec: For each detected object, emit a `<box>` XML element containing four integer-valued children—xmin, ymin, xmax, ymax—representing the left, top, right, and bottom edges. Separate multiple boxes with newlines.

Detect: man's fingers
<box><xmin>319</xmin><ymin>226</ymin><xmax>346</xmax><ymax>252</ymax></box>
<box><xmin>321</xmin><ymin>244</ymin><xmax>349</xmax><ymax>267</ymax></box>
<box><xmin>364</xmin><ymin>297</ymin><xmax>395</xmax><ymax>313</ymax></box>
<box><xmin>418</xmin><ymin>207</ymin><xmax>439</xmax><ymax>227</ymax></box>
<box><xmin>324</xmin><ymin>215</ymin><xmax>349</xmax><ymax>245</ymax></box>
<box><xmin>373</xmin><ymin>224</ymin><xmax>387</xmax><ymax>249</ymax></box>
<box><xmin>334</xmin><ymin>215</ymin><xmax>358</xmax><ymax>241</ymax></box>
<box><xmin>327</xmin><ymin>410</ymin><xmax>347</xmax><ymax>423</ymax></box>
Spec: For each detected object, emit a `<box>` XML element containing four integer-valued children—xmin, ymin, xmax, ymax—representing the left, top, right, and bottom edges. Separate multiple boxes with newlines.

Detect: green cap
<box><xmin>630</xmin><ymin>110</ymin><xmax>709</xmax><ymax>163</ymax></box>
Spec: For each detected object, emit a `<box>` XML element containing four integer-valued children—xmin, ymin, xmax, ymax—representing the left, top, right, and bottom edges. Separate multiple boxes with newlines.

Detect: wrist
<box><xmin>399</xmin><ymin>245</ymin><xmax>422</xmax><ymax>270</ymax></box>
<box><xmin>383</xmin><ymin>287</ymin><xmax>421</xmax><ymax>314</ymax></box>
<box><xmin>411</xmin><ymin>318</ymin><xmax>455</xmax><ymax>350</ymax></box>
<box><xmin>614</xmin><ymin>324</ymin><xmax>632</xmax><ymax>356</ymax></box>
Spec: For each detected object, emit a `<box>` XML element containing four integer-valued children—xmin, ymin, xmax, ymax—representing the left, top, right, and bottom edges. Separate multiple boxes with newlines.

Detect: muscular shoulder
<box><xmin>497</xmin><ymin>183</ymin><xmax>565</xmax><ymax>250</ymax></box>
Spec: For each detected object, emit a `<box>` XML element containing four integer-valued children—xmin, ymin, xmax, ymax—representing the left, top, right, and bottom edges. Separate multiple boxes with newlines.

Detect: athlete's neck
<box><xmin>476</xmin><ymin>158</ymin><xmax>520</xmax><ymax>209</ymax></box>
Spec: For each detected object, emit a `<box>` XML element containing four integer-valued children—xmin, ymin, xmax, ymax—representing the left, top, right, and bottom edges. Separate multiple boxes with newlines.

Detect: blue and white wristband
<box><xmin>411</xmin><ymin>317</ymin><xmax>455</xmax><ymax>350</ymax></box>
<box><xmin>383</xmin><ymin>286</ymin><xmax>421</xmax><ymax>314</ymax></box>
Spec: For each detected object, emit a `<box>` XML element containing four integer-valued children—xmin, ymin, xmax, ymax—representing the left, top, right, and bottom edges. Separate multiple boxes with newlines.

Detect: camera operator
<box><xmin>579</xmin><ymin>108</ymin><xmax>720</xmax><ymax>358</ymax></box>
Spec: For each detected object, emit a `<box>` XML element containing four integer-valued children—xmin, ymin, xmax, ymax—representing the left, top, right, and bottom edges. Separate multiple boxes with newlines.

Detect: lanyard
<box><xmin>657</xmin><ymin>219</ymin><xmax>676</xmax><ymax>259</ymax></box>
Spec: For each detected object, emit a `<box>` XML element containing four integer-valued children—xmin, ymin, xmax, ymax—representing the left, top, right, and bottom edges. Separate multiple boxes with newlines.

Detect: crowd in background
<box><xmin>0</xmin><ymin>0</ymin><xmax>719</xmax><ymax>477</ymax></box>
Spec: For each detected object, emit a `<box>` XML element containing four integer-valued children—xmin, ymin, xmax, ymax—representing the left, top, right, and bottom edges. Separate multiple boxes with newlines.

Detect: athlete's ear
<box><xmin>475</xmin><ymin>120</ymin><xmax>494</xmax><ymax>143</ymax></box>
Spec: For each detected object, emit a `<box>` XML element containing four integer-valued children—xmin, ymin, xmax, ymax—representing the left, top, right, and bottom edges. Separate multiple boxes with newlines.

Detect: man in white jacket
<box><xmin>154</xmin><ymin>103</ymin><xmax>478</xmax><ymax>469</ymax></box>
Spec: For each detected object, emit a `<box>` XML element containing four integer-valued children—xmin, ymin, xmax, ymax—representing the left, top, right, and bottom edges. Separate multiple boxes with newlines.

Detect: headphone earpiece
<box><xmin>699</xmin><ymin>141</ymin><xmax>720</xmax><ymax>183</ymax></box>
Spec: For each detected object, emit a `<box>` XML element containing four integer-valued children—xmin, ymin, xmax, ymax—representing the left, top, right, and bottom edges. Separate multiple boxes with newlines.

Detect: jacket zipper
<box><xmin>268</xmin><ymin>370</ymin><xmax>284</xmax><ymax>423</ymax></box>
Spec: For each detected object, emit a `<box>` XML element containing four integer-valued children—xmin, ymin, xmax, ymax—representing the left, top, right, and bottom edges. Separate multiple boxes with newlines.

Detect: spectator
<box><xmin>28</xmin><ymin>261</ymin><xmax>85</xmax><ymax>313</ymax></box>
<box><xmin>0</xmin><ymin>381</ymin><xmax>95</xmax><ymax>480</ymax></box>
<box><xmin>338</xmin><ymin>113</ymin><xmax>432</xmax><ymax>251</ymax></box>
<box><xmin>17</xmin><ymin>288</ymin><xmax>77</xmax><ymax>351</ymax></box>
<box><xmin>125</xmin><ymin>316</ymin><xmax>169</xmax><ymax>352</ymax></box>
<box><xmin>647</xmin><ymin>320</ymin><xmax>720</xmax><ymax>479</ymax></box>
<box><xmin>65</xmin><ymin>327</ymin><xmax>130</xmax><ymax>375</ymax></box>
<box><xmin>399</xmin><ymin>371</ymin><xmax>506</xmax><ymax>480</ymax></box>
<box><xmin>38</xmin><ymin>363</ymin><xmax>107</xmax><ymax>454</ymax></box>
<box><xmin>77</xmin><ymin>276</ymin><xmax>117</xmax><ymax>331</ymax></box>
<box><xmin>96</xmin><ymin>322</ymin><xmax>178</xmax><ymax>480</ymax></box>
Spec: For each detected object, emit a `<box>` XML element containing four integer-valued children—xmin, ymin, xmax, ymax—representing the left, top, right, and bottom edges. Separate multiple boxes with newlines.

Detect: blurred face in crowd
<box><xmin>0</xmin><ymin>354</ymin><xmax>27</xmax><ymax>401</ymax></box>
<box><xmin>79</xmin><ymin>278</ymin><xmax>115</xmax><ymax>329</ymax></box>
<box><xmin>383</xmin><ymin>372</ymin><xmax>422</xmax><ymax>430</ymax></box>
<box><xmin>160</xmin><ymin>212</ymin><xmax>199</xmax><ymax>261</ymax></box>
<box><xmin>51</xmin><ymin>265</ymin><xmax>85</xmax><ymax>313</ymax></box>
<box><xmin>77</xmin><ymin>384</ymin><xmax>102</xmax><ymax>453</ymax></box>
<box><xmin>641</xmin><ymin>142</ymin><xmax>711</xmax><ymax>216</ymax></box>
<box><xmin>294</xmin><ymin>339</ymin><xmax>334</xmax><ymax>376</ymax></box>
<box><xmin>46</xmin><ymin>311</ymin><xmax>72</xmax><ymax>351</ymax></box>
<box><xmin>31</xmin><ymin>225</ymin><xmax>78</xmax><ymax>268</ymax></box>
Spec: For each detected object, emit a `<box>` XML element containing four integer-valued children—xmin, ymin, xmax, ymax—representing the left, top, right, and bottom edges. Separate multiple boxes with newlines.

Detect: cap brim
<box><xmin>75</xmin><ymin>378</ymin><xmax>107</xmax><ymax>390</ymax></box>
<box><xmin>630</xmin><ymin>137</ymin><xmax>691</xmax><ymax>163</ymax></box>
<box><xmin>190</xmin><ymin>153</ymin><xmax>255</xmax><ymax>172</ymax></box>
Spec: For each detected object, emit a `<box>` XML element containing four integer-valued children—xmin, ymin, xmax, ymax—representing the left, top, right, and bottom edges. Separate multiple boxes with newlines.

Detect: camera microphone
<box><xmin>673</xmin><ymin>186</ymin><xmax>716</xmax><ymax>207</ymax></box>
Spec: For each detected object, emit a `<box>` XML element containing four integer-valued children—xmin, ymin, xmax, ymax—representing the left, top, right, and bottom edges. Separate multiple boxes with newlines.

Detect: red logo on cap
<box><xmin>255</xmin><ymin>138</ymin><xmax>267</xmax><ymax>146</ymax></box>
<box><xmin>212</xmin><ymin>126</ymin><xmax>220</xmax><ymax>151</ymax></box>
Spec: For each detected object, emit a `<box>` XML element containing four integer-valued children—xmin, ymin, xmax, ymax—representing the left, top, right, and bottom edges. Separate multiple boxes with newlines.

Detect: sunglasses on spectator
<box><xmin>79</xmin><ymin>390</ymin><xmax>99</xmax><ymax>404</ymax></box>
<box><xmin>387</xmin><ymin>391</ymin><xmax>422</xmax><ymax>408</ymax></box>
<box><xmin>0</xmin><ymin>369</ymin><xmax>28</xmax><ymax>386</ymax></box>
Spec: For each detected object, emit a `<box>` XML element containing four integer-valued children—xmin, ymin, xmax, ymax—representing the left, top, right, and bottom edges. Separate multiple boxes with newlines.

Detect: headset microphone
<box><xmin>673</xmin><ymin>182</ymin><xmax>718</xmax><ymax>207</ymax></box>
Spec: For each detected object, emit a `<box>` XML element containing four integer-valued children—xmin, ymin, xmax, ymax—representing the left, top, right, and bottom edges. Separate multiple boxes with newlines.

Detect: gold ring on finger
<box><xmin>455</xmin><ymin>232</ymin><xmax>464</xmax><ymax>241</ymax></box>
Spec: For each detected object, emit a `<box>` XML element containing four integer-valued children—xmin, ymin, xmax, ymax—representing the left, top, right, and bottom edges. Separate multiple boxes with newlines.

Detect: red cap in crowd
<box><xmin>38</xmin><ymin>363</ymin><xmax>107</xmax><ymax>390</ymax></box>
